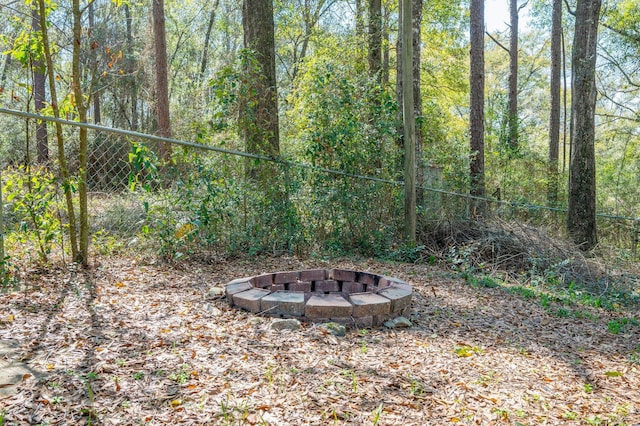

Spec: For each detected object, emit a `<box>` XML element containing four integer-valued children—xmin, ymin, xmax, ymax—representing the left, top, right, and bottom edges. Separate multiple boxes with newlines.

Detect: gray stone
<box><xmin>208</xmin><ymin>286</ymin><xmax>225</xmax><ymax>297</ymax></box>
<box><xmin>319</xmin><ymin>322</ymin><xmax>346</xmax><ymax>337</ymax></box>
<box><xmin>384</xmin><ymin>316</ymin><xmax>412</xmax><ymax>329</ymax></box>
<box><xmin>270</xmin><ymin>318</ymin><xmax>302</xmax><ymax>331</ymax></box>
<box><xmin>204</xmin><ymin>304</ymin><xmax>222</xmax><ymax>315</ymax></box>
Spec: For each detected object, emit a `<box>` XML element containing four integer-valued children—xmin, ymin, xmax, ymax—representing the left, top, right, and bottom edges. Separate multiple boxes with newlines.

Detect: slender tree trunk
<box><xmin>469</xmin><ymin>0</ymin><xmax>485</xmax><ymax>214</ymax></box>
<box><xmin>381</xmin><ymin>4</ymin><xmax>390</xmax><ymax>86</ymax></box>
<box><xmin>508</xmin><ymin>0</ymin><xmax>518</xmax><ymax>149</ymax></box>
<box><xmin>72</xmin><ymin>0</ymin><xmax>89</xmax><ymax>265</ymax></box>
<box><xmin>292</xmin><ymin>0</ymin><xmax>326</xmax><ymax>84</ymax></box>
<box><xmin>402</xmin><ymin>0</ymin><xmax>416</xmax><ymax>243</ymax></box>
<box><xmin>153</xmin><ymin>0</ymin><xmax>172</xmax><ymax>160</ymax></box>
<box><xmin>562</xmin><ymin>29</ymin><xmax>568</xmax><ymax>174</ymax></box>
<box><xmin>32</xmin><ymin>7</ymin><xmax>49</xmax><ymax>164</ymax></box>
<box><xmin>355</xmin><ymin>0</ymin><xmax>365</xmax><ymax>38</ymax></box>
<box><xmin>37</xmin><ymin>0</ymin><xmax>79</xmax><ymax>262</ymax></box>
<box><xmin>124</xmin><ymin>4</ymin><xmax>138</xmax><ymax>131</ymax></box>
<box><xmin>199</xmin><ymin>0</ymin><xmax>220</xmax><ymax>80</ymax></box>
<box><xmin>368</xmin><ymin>0</ymin><xmax>382</xmax><ymax>81</ymax></box>
<box><xmin>396</xmin><ymin>0</ymin><xmax>403</xmax><ymax>150</ymax></box>
<box><xmin>568</xmin><ymin>0</ymin><xmax>601</xmax><ymax>250</ymax></box>
<box><xmin>412</xmin><ymin>0</ymin><xmax>423</xmax><ymax>207</ymax></box>
<box><xmin>0</xmin><ymin>53</ymin><xmax>10</xmax><ymax>92</ymax></box>
<box><xmin>548</xmin><ymin>0</ymin><xmax>562</xmax><ymax>206</ymax></box>
<box><xmin>88</xmin><ymin>1</ymin><xmax>101</xmax><ymax>124</ymax></box>
<box><xmin>241</xmin><ymin>0</ymin><xmax>280</xmax><ymax>180</ymax></box>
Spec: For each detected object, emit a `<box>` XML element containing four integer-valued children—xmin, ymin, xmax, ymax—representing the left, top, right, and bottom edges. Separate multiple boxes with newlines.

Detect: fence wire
<box><xmin>0</xmin><ymin>107</ymin><xmax>638</xmax><ymax>264</ymax></box>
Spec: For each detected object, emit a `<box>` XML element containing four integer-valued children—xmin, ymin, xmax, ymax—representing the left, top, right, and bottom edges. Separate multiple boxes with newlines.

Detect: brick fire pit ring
<box><xmin>224</xmin><ymin>269</ymin><xmax>413</xmax><ymax>327</ymax></box>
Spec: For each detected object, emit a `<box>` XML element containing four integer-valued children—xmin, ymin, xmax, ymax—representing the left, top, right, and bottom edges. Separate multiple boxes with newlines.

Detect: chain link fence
<box><xmin>0</xmin><ymin>108</ymin><xmax>638</xmax><ymax>268</ymax></box>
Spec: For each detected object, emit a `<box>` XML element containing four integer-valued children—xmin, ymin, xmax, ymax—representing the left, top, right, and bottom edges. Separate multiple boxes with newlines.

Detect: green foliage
<box><xmin>128</xmin><ymin>142</ymin><xmax>159</xmax><ymax>192</ymax></box>
<box><xmin>607</xmin><ymin>317</ymin><xmax>640</xmax><ymax>334</ymax></box>
<box><xmin>3</xmin><ymin>166</ymin><xmax>61</xmax><ymax>262</ymax></box>
<box><xmin>285</xmin><ymin>53</ymin><xmax>402</xmax><ymax>255</ymax></box>
<box><xmin>5</xmin><ymin>29</ymin><xmax>44</xmax><ymax>67</ymax></box>
<box><xmin>0</xmin><ymin>255</ymin><xmax>18</xmax><ymax>290</ymax></box>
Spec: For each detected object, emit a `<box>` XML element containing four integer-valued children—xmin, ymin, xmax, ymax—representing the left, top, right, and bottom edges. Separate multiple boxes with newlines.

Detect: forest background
<box><xmin>0</xmin><ymin>0</ymin><xmax>638</xmax><ymax>274</ymax></box>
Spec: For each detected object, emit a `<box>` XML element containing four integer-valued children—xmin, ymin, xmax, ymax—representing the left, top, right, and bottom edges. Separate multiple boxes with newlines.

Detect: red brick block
<box><xmin>329</xmin><ymin>269</ymin><xmax>357</xmax><ymax>282</ymax></box>
<box><xmin>260</xmin><ymin>291</ymin><xmax>305</xmax><ymax>316</ymax></box>
<box><xmin>389</xmin><ymin>281</ymin><xmax>413</xmax><ymax>292</ymax></box>
<box><xmin>288</xmin><ymin>281</ymin><xmax>312</xmax><ymax>292</ymax></box>
<box><xmin>364</xmin><ymin>284</ymin><xmax>377</xmax><ymax>293</ymax></box>
<box><xmin>357</xmin><ymin>272</ymin><xmax>377</xmax><ymax>286</ymax></box>
<box><xmin>349</xmin><ymin>293</ymin><xmax>391</xmax><ymax>317</ymax></box>
<box><xmin>233</xmin><ymin>288</ymin><xmax>270</xmax><ymax>313</ymax></box>
<box><xmin>341</xmin><ymin>281</ymin><xmax>364</xmax><ymax>294</ymax></box>
<box><xmin>299</xmin><ymin>269</ymin><xmax>326</xmax><ymax>281</ymax></box>
<box><xmin>377</xmin><ymin>277</ymin><xmax>391</xmax><ymax>289</ymax></box>
<box><xmin>252</xmin><ymin>274</ymin><xmax>273</xmax><ymax>288</ymax></box>
<box><xmin>225</xmin><ymin>280</ymin><xmax>253</xmax><ymax>304</ymax></box>
<box><xmin>383</xmin><ymin>276</ymin><xmax>411</xmax><ymax>287</ymax></box>
<box><xmin>270</xmin><ymin>284</ymin><xmax>285</xmax><ymax>291</ymax></box>
<box><xmin>305</xmin><ymin>294</ymin><xmax>353</xmax><ymax>319</ymax></box>
<box><xmin>273</xmin><ymin>271</ymin><xmax>299</xmax><ymax>284</ymax></box>
<box><xmin>313</xmin><ymin>280</ymin><xmax>340</xmax><ymax>292</ymax></box>
<box><xmin>378</xmin><ymin>286</ymin><xmax>412</xmax><ymax>313</ymax></box>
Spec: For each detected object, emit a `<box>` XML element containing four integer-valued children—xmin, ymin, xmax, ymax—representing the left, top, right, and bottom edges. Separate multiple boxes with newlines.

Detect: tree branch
<box><xmin>563</xmin><ymin>0</ymin><xmax>575</xmax><ymax>16</ymax></box>
<box><xmin>486</xmin><ymin>31</ymin><xmax>510</xmax><ymax>53</ymax></box>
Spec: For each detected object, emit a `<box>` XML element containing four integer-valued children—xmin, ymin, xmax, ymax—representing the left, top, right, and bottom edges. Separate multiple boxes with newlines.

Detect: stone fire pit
<box><xmin>224</xmin><ymin>269</ymin><xmax>413</xmax><ymax>327</ymax></box>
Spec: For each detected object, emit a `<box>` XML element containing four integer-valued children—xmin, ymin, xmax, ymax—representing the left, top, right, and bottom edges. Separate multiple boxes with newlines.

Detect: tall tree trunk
<box><xmin>508</xmin><ymin>0</ymin><xmax>518</xmax><ymax>149</ymax></box>
<box><xmin>562</xmin><ymin>29</ymin><xmax>568</xmax><ymax>174</ymax></box>
<box><xmin>381</xmin><ymin>4</ymin><xmax>390</xmax><ymax>86</ymax></box>
<box><xmin>568</xmin><ymin>0</ymin><xmax>601</xmax><ymax>250</ymax></box>
<box><xmin>402</xmin><ymin>0</ymin><xmax>416</xmax><ymax>243</ymax></box>
<box><xmin>32</xmin><ymin>7</ymin><xmax>49</xmax><ymax>164</ymax></box>
<box><xmin>368</xmin><ymin>0</ymin><xmax>382</xmax><ymax>81</ymax></box>
<box><xmin>396</xmin><ymin>0</ymin><xmax>403</xmax><ymax>150</ymax></box>
<box><xmin>125</xmin><ymin>4</ymin><xmax>138</xmax><ymax>130</ymax></box>
<box><xmin>355</xmin><ymin>0</ymin><xmax>365</xmax><ymax>38</ymax></box>
<box><xmin>0</xmin><ymin>53</ymin><xmax>10</xmax><ymax>92</ymax></box>
<box><xmin>37</xmin><ymin>0</ymin><xmax>79</xmax><ymax>262</ymax></box>
<box><xmin>548</xmin><ymin>0</ymin><xmax>562</xmax><ymax>206</ymax></box>
<box><xmin>412</xmin><ymin>0</ymin><xmax>423</xmax><ymax>207</ymax></box>
<box><xmin>469</xmin><ymin>0</ymin><xmax>485</xmax><ymax>214</ymax></box>
<box><xmin>292</xmin><ymin>0</ymin><xmax>328</xmax><ymax>84</ymax></box>
<box><xmin>72</xmin><ymin>0</ymin><xmax>89</xmax><ymax>265</ymax></box>
<box><xmin>88</xmin><ymin>1</ymin><xmax>101</xmax><ymax>124</ymax></box>
<box><xmin>199</xmin><ymin>0</ymin><xmax>220</xmax><ymax>80</ymax></box>
<box><xmin>153</xmin><ymin>0</ymin><xmax>172</xmax><ymax>160</ymax></box>
<box><xmin>241</xmin><ymin>0</ymin><xmax>280</xmax><ymax>179</ymax></box>
<box><xmin>396</xmin><ymin>0</ymin><xmax>422</xmax><ymax>195</ymax></box>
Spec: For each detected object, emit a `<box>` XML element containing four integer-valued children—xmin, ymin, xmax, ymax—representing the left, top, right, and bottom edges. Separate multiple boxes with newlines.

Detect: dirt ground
<box><xmin>1</xmin><ymin>256</ymin><xmax>639</xmax><ymax>425</ymax></box>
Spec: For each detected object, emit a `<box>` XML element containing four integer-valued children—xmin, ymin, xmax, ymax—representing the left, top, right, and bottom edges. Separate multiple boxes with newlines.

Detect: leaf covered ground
<box><xmin>1</xmin><ymin>256</ymin><xmax>639</xmax><ymax>425</ymax></box>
